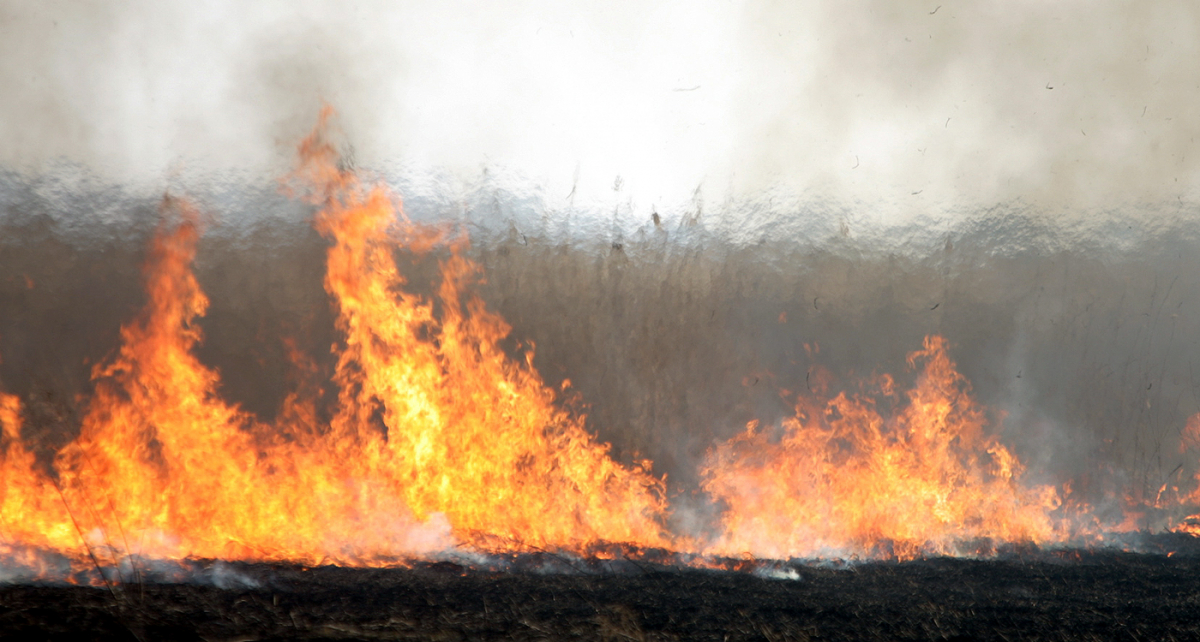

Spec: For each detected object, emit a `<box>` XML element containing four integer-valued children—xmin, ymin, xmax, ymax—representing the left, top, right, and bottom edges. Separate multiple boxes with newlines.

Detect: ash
<box><xmin>5</xmin><ymin>536</ymin><xmax>1200</xmax><ymax>641</ymax></box>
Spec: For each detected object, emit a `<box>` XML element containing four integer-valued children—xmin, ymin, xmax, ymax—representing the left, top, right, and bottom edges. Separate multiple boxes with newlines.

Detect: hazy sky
<box><xmin>2</xmin><ymin>0</ymin><xmax>1198</xmax><ymax>219</ymax></box>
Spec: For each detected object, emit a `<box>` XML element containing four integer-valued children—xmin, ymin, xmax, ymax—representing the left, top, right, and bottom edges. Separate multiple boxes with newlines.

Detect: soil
<box><xmin>4</xmin><ymin>537</ymin><xmax>1200</xmax><ymax>641</ymax></box>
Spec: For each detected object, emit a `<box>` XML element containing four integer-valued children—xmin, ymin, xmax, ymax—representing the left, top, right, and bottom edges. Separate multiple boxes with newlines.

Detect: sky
<box><xmin>2</xmin><ymin>0</ymin><xmax>1199</xmax><ymax>223</ymax></box>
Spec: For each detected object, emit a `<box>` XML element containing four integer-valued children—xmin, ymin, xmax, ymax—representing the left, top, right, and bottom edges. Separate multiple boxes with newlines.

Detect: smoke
<box><xmin>4</xmin><ymin>1</ymin><xmax>1196</xmax><ymax>210</ymax></box>
<box><xmin>2</xmin><ymin>1</ymin><xmax>1200</xmax><ymax>517</ymax></box>
<box><xmin>726</xmin><ymin>1</ymin><xmax>1200</xmax><ymax>215</ymax></box>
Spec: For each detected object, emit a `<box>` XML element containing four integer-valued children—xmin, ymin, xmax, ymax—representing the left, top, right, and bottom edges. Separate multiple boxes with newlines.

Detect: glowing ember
<box><xmin>1170</xmin><ymin>414</ymin><xmax>1200</xmax><ymax>534</ymax></box>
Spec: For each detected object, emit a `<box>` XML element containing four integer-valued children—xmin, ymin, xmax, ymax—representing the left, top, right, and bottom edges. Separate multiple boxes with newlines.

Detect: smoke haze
<box><xmin>2</xmin><ymin>1</ymin><xmax>1200</xmax><ymax>514</ymax></box>
<box><xmin>4</xmin><ymin>1</ymin><xmax>1198</xmax><ymax>211</ymax></box>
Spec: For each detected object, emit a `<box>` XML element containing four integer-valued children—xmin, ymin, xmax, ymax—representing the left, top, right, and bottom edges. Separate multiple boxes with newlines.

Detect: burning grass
<box><xmin>5</xmin><ymin>110</ymin><xmax>1200</xmax><ymax>583</ymax></box>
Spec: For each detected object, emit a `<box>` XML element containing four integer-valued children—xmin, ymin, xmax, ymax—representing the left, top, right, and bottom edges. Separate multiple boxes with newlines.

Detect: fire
<box><xmin>0</xmin><ymin>390</ymin><xmax>80</xmax><ymax>570</ymax></box>
<box><xmin>289</xmin><ymin>111</ymin><xmax>671</xmax><ymax>553</ymax></box>
<box><xmin>700</xmin><ymin>336</ymin><xmax>1064</xmax><ymax>560</ymax></box>
<box><xmin>7</xmin><ymin>108</ymin><xmax>1184</xmax><ymax>574</ymax></box>
<box><xmin>1169</xmin><ymin>414</ymin><xmax>1200</xmax><ymax>533</ymax></box>
<box><xmin>0</xmin><ymin>113</ymin><xmax>670</xmax><ymax>573</ymax></box>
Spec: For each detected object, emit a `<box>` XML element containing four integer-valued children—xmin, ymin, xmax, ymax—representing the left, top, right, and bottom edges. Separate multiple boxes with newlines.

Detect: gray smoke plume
<box><xmin>2</xmin><ymin>1</ymin><xmax>1200</xmax><ymax>523</ymax></box>
<box><xmin>4</xmin><ymin>1</ymin><xmax>1196</xmax><ymax>209</ymax></box>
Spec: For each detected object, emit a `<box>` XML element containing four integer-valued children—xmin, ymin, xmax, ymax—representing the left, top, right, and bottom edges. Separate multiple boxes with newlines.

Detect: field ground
<box><xmin>4</xmin><ymin>539</ymin><xmax>1200</xmax><ymax>641</ymax></box>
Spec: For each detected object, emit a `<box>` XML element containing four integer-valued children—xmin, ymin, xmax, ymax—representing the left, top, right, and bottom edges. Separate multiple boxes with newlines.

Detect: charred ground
<box><xmin>5</xmin><ymin>539</ymin><xmax>1200</xmax><ymax>641</ymax></box>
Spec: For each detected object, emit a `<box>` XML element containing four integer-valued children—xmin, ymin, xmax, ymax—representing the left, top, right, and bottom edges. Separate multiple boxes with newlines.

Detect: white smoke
<box><xmin>3</xmin><ymin>0</ymin><xmax>1200</xmax><ymax>526</ymax></box>
<box><xmin>2</xmin><ymin>0</ymin><xmax>1197</xmax><ymax>220</ymax></box>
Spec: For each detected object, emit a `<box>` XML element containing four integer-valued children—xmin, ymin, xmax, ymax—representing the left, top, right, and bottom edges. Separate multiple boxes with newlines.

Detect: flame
<box><xmin>0</xmin><ymin>391</ymin><xmax>81</xmax><ymax>570</ymax></box>
<box><xmin>1169</xmin><ymin>414</ymin><xmax>1200</xmax><ymax>532</ymax></box>
<box><xmin>289</xmin><ymin>112</ymin><xmax>671</xmax><ymax>553</ymax></box>
<box><xmin>0</xmin><ymin>113</ymin><xmax>669</xmax><ymax>573</ymax></box>
<box><xmin>700</xmin><ymin>336</ymin><xmax>1063</xmax><ymax>560</ymax></box>
<box><xmin>5</xmin><ymin>109</ymin><xmax>1174</xmax><ymax>572</ymax></box>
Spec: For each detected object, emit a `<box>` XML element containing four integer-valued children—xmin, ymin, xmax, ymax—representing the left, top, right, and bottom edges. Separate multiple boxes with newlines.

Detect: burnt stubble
<box><xmin>5</xmin><ymin>542</ymin><xmax>1200</xmax><ymax>641</ymax></box>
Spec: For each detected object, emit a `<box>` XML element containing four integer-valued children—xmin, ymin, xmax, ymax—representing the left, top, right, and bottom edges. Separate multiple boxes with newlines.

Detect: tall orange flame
<box><xmin>5</xmin><ymin>110</ymin><xmax>1173</xmax><ymax>574</ymax></box>
<box><xmin>0</xmin><ymin>389</ymin><xmax>80</xmax><ymax>571</ymax></box>
<box><xmin>291</xmin><ymin>111</ymin><xmax>671</xmax><ymax>553</ymax></box>
<box><xmin>701</xmin><ymin>336</ymin><xmax>1063</xmax><ymax>560</ymax></box>
<box><xmin>0</xmin><ymin>114</ymin><xmax>670</xmax><ymax>574</ymax></box>
<box><xmin>54</xmin><ymin>204</ymin><xmax>282</xmax><ymax>563</ymax></box>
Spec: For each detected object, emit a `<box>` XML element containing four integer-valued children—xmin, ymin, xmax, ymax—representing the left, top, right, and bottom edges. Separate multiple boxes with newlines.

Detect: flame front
<box><xmin>0</xmin><ymin>116</ymin><xmax>670</xmax><ymax>572</ymax></box>
<box><xmin>43</xmin><ymin>201</ymin><xmax>458</xmax><ymax>566</ymax></box>
<box><xmin>700</xmin><ymin>337</ymin><xmax>1063</xmax><ymax>560</ymax></box>
<box><xmin>291</xmin><ymin>117</ymin><xmax>670</xmax><ymax>553</ymax></box>
<box><xmin>0</xmin><ymin>391</ymin><xmax>80</xmax><ymax>571</ymax></box>
<box><xmin>3</xmin><ymin>111</ymin><xmax>1160</xmax><ymax>576</ymax></box>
